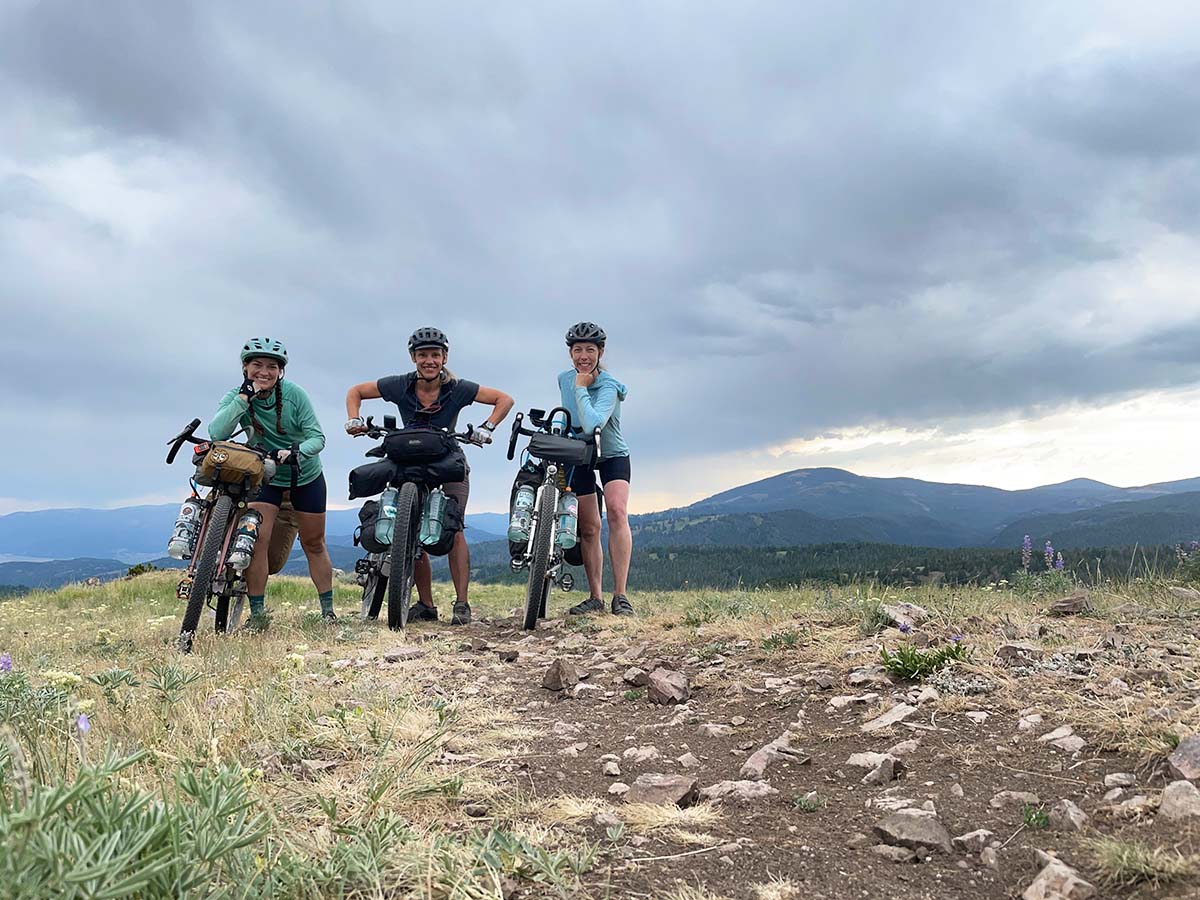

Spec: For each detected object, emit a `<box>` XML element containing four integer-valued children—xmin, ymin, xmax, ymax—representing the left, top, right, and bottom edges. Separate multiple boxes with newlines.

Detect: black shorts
<box><xmin>568</xmin><ymin>455</ymin><xmax>630</xmax><ymax>496</ymax></box>
<box><xmin>255</xmin><ymin>472</ymin><xmax>328</xmax><ymax>514</ymax></box>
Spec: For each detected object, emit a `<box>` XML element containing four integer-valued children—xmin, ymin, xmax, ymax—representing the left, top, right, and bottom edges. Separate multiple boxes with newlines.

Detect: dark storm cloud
<box><xmin>2</xmin><ymin>0</ymin><xmax>1200</xmax><ymax>509</ymax></box>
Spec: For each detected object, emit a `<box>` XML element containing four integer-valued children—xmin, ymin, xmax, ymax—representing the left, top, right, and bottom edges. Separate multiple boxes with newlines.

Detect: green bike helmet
<box><xmin>240</xmin><ymin>337</ymin><xmax>288</xmax><ymax>365</ymax></box>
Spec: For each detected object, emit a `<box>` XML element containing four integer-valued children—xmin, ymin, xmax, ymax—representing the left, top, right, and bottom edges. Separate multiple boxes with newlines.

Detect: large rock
<box><xmin>952</xmin><ymin>829</ymin><xmax>995</xmax><ymax>853</ymax></box>
<box><xmin>848</xmin><ymin>665</ymin><xmax>894</xmax><ymax>688</ymax></box>
<box><xmin>1048</xmin><ymin>590</ymin><xmax>1093</xmax><ymax>616</ymax></box>
<box><xmin>1022</xmin><ymin>858</ymin><xmax>1095</xmax><ymax>900</ymax></box>
<box><xmin>872</xmin><ymin>809</ymin><xmax>952</xmax><ymax>854</ymax></box>
<box><xmin>861</xmin><ymin>755</ymin><xmax>906</xmax><ymax>786</ymax></box>
<box><xmin>995</xmin><ymin>642</ymin><xmax>1044</xmax><ymax>667</ymax></box>
<box><xmin>1168</xmin><ymin>735</ymin><xmax>1200</xmax><ymax>781</ymax></box>
<box><xmin>625</xmin><ymin>773</ymin><xmax>698</xmax><ymax>807</ymax></box>
<box><xmin>881</xmin><ymin>602</ymin><xmax>928</xmax><ymax>629</ymax></box>
<box><xmin>542</xmin><ymin>658</ymin><xmax>579</xmax><ymax>691</ymax></box>
<box><xmin>1160</xmin><ymin>780</ymin><xmax>1200</xmax><ymax>820</ymax></box>
<box><xmin>862</xmin><ymin>703</ymin><xmax>918</xmax><ymax>733</ymax></box>
<box><xmin>699</xmin><ymin>780</ymin><xmax>780</xmax><ymax>803</ymax></box>
<box><xmin>740</xmin><ymin>730</ymin><xmax>808</xmax><ymax>779</ymax></box>
<box><xmin>647</xmin><ymin>668</ymin><xmax>690</xmax><ymax>704</ymax></box>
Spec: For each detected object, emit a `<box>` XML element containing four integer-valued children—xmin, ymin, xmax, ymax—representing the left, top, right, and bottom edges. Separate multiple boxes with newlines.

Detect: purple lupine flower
<box><xmin>951</xmin><ymin>634</ymin><xmax>965</xmax><ymax>643</ymax></box>
<box><xmin>77</xmin><ymin>713</ymin><xmax>91</xmax><ymax>734</ymax></box>
<box><xmin>898</xmin><ymin>622</ymin><xmax>912</xmax><ymax>634</ymax></box>
<box><xmin>1021</xmin><ymin>535</ymin><xmax>1033</xmax><ymax>571</ymax></box>
<box><xmin>1055</xmin><ymin>552</ymin><xmax>1065</xmax><ymax>571</ymax></box>
<box><xmin>0</xmin><ymin>652</ymin><xmax>11</xmax><ymax>673</ymax></box>
<box><xmin>1044</xmin><ymin>541</ymin><xmax>1055</xmax><ymax>571</ymax></box>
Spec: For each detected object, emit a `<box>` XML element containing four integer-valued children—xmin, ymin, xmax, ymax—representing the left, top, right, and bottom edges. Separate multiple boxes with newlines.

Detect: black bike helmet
<box><xmin>408</xmin><ymin>327</ymin><xmax>450</xmax><ymax>353</ymax></box>
<box><xmin>565</xmin><ymin>322</ymin><xmax>606</xmax><ymax>347</ymax></box>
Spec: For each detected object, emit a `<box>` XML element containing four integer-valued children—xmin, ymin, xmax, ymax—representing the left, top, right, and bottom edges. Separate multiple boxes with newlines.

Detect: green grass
<box><xmin>879</xmin><ymin>642</ymin><xmax>970</xmax><ymax>681</ymax></box>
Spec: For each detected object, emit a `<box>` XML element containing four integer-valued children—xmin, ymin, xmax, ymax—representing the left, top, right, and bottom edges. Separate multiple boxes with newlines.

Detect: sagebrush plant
<box><xmin>879</xmin><ymin>641</ymin><xmax>970</xmax><ymax>681</ymax></box>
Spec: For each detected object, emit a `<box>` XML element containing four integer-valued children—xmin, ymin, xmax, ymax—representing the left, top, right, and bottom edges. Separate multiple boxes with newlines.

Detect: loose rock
<box><xmin>1048</xmin><ymin>799</ymin><xmax>1088</xmax><ymax>832</ymax></box>
<box><xmin>991</xmin><ymin>790</ymin><xmax>1040</xmax><ymax>809</ymax></box>
<box><xmin>740</xmin><ymin>730</ymin><xmax>809</xmax><ymax>779</ymax></box>
<box><xmin>1168</xmin><ymin>735</ymin><xmax>1200</xmax><ymax>781</ymax></box>
<box><xmin>625</xmin><ymin>773</ymin><xmax>698</xmax><ymax>807</ymax></box>
<box><xmin>872</xmin><ymin>809</ymin><xmax>952</xmax><ymax>854</ymax></box>
<box><xmin>542</xmin><ymin>658</ymin><xmax>579</xmax><ymax>691</ymax></box>
<box><xmin>647</xmin><ymin>668</ymin><xmax>690</xmax><ymax>705</ymax></box>
<box><xmin>871</xmin><ymin>844</ymin><xmax>919</xmax><ymax>863</ymax></box>
<box><xmin>1022</xmin><ymin>857</ymin><xmax>1095</xmax><ymax>900</ymax></box>
<box><xmin>1048</xmin><ymin>590</ymin><xmax>1093</xmax><ymax>616</ymax></box>
<box><xmin>862</xmin><ymin>703</ymin><xmax>918</xmax><ymax>733</ymax></box>
<box><xmin>699</xmin><ymin>780</ymin><xmax>780</xmax><ymax>802</ymax></box>
<box><xmin>952</xmin><ymin>829</ymin><xmax>995</xmax><ymax>853</ymax></box>
<box><xmin>1159</xmin><ymin>780</ymin><xmax>1200</xmax><ymax>820</ymax></box>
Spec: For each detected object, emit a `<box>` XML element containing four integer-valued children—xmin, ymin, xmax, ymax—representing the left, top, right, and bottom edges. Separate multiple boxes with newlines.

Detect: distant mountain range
<box><xmin>2</xmin><ymin>467</ymin><xmax>1197</xmax><ymax>589</ymax></box>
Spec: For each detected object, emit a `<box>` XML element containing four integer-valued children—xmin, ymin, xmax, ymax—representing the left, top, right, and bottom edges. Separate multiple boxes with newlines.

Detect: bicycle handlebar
<box><xmin>355</xmin><ymin>416</ymin><xmax>479</xmax><ymax>444</ymax></box>
<box><xmin>506</xmin><ymin>408</ymin><xmax>602</xmax><ymax>462</ymax></box>
<box><xmin>166</xmin><ymin>418</ymin><xmax>203</xmax><ymax>464</ymax></box>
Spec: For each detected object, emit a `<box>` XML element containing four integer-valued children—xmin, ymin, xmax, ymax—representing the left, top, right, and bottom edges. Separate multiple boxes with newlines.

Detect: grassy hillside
<box><xmin>991</xmin><ymin>491</ymin><xmax>1200</xmax><ymax>549</ymax></box>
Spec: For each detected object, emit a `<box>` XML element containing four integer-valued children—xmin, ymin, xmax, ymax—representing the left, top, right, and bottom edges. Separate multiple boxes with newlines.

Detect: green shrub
<box><xmin>879</xmin><ymin>642</ymin><xmax>970</xmax><ymax>681</ymax></box>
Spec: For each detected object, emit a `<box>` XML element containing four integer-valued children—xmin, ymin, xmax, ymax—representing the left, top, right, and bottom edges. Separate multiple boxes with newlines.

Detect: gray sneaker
<box><xmin>611</xmin><ymin>595</ymin><xmax>634</xmax><ymax>616</ymax></box>
<box><xmin>410</xmin><ymin>602</ymin><xmax>439</xmax><ymax>622</ymax></box>
<box><xmin>451</xmin><ymin>601</ymin><xmax>471</xmax><ymax>625</ymax></box>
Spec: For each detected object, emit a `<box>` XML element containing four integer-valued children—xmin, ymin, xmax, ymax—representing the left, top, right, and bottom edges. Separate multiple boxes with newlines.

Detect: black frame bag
<box><xmin>348</xmin><ymin>460</ymin><xmax>398</xmax><ymax>500</ymax></box>
<box><xmin>384</xmin><ymin>428</ymin><xmax>457</xmax><ymax>464</ymax></box>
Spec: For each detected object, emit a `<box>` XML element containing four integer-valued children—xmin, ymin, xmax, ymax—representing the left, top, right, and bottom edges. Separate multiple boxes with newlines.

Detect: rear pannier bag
<box><xmin>384</xmin><ymin>428</ymin><xmax>457</xmax><ymax>464</ymax></box>
<box><xmin>508</xmin><ymin>461</ymin><xmax>544</xmax><ymax>559</ymax></box>
<box><xmin>422</xmin><ymin>494</ymin><xmax>463</xmax><ymax>557</ymax></box>
<box><xmin>355</xmin><ymin>500</ymin><xmax>389</xmax><ymax>554</ymax></box>
<box><xmin>198</xmin><ymin>441</ymin><xmax>265</xmax><ymax>488</ymax></box>
<box><xmin>528</xmin><ymin>433</ymin><xmax>594</xmax><ymax>468</ymax></box>
<box><xmin>348</xmin><ymin>459</ymin><xmax>397</xmax><ymax>500</ymax></box>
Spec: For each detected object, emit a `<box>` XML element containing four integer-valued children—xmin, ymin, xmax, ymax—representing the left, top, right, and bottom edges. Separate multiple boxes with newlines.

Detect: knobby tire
<box><xmin>180</xmin><ymin>494</ymin><xmax>233</xmax><ymax>653</ymax></box>
<box><xmin>524</xmin><ymin>486</ymin><xmax>557</xmax><ymax>630</ymax></box>
<box><xmin>387</xmin><ymin>483</ymin><xmax>421</xmax><ymax>630</ymax></box>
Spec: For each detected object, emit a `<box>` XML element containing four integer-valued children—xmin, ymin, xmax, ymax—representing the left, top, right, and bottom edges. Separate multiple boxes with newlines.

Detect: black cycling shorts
<box><xmin>255</xmin><ymin>472</ymin><xmax>328</xmax><ymax>514</ymax></box>
<box><xmin>568</xmin><ymin>455</ymin><xmax>631</xmax><ymax>496</ymax></box>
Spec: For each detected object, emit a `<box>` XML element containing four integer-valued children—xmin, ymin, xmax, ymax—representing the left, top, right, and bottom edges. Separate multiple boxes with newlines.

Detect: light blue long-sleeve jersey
<box><xmin>557</xmin><ymin>369</ymin><xmax>629</xmax><ymax>459</ymax></box>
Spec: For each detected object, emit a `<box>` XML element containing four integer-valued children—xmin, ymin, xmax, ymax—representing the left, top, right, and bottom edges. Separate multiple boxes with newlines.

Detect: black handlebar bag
<box><xmin>384</xmin><ymin>428</ymin><xmax>457</xmax><ymax>464</ymax></box>
<box><xmin>528</xmin><ymin>433</ymin><xmax>595</xmax><ymax>467</ymax></box>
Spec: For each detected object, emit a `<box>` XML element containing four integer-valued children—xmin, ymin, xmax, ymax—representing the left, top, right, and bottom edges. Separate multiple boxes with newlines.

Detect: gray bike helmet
<box><xmin>565</xmin><ymin>322</ymin><xmax>606</xmax><ymax>347</ymax></box>
<box><xmin>408</xmin><ymin>327</ymin><xmax>449</xmax><ymax>353</ymax></box>
<box><xmin>240</xmin><ymin>336</ymin><xmax>288</xmax><ymax>365</ymax></box>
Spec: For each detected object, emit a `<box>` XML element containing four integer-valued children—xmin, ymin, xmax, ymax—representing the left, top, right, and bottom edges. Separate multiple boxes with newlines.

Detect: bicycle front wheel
<box><xmin>524</xmin><ymin>486</ymin><xmax>557</xmax><ymax>630</ymax></box>
<box><xmin>387</xmin><ymin>484</ymin><xmax>421</xmax><ymax>630</ymax></box>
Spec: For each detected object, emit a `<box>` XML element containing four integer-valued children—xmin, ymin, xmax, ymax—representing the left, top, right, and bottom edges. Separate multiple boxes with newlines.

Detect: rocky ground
<box><xmin>308</xmin><ymin>586</ymin><xmax>1200</xmax><ymax>899</ymax></box>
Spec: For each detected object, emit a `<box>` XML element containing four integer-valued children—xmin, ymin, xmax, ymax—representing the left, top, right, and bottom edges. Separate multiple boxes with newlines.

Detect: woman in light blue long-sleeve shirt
<box><xmin>557</xmin><ymin>322</ymin><xmax>634</xmax><ymax>617</ymax></box>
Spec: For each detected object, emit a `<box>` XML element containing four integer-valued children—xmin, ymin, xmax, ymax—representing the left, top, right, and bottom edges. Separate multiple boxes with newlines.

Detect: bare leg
<box><xmin>245</xmin><ymin>502</ymin><xmax>279</xmax><ymax>596</ymax></box>
<box><xmin>448</xmin><ymin>532</ymin><xmax>470</xmax><ymax>602</ymax></box>
<box><xmin>603</xmin><ymin>480</ymin><xmax>631</xmax><ymax>596</ymax></box>
<box><xmin>576</xmin><ymin>492</ymin><xmax>603</xmax><ymax>598</ymax></box>
<box><xmin>296</xmin><ymin>511</ymin><xmax>333</xmax><ymax>594</ymax></box>
<box><xmin>414</xmin><ymin>552</ymin><xmax>435</xmax><ymax>606</ymax></box>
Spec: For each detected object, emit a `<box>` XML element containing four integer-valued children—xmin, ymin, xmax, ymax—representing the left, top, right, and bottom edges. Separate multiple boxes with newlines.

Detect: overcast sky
<box><xmin>2</xmin><ymin>0</ymin><xmax>1200</xmax><ymax>516</ymax></box>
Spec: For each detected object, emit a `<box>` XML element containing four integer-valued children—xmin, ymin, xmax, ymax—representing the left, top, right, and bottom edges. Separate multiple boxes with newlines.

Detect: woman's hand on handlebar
<box><xmin>345</xmin><ymin>417</ymin><xmax>368</xmax><ymax>436</ymax></box>
<box><xmin>466</xmin><ymin>425</ymin><xmax>492</xmax><ymax>447</ymax></box>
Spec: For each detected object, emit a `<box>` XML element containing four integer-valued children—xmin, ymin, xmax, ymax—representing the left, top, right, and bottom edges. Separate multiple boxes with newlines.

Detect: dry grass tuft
<box><xmin>622</xmin><ymin>802</ymin><xmax>722</xmax><ymax>830</ymax></box>
<box><xmin>1088</xmin><ymin>836</ymin><xmax>1200</xmax><ymax>887</ymax></box>
<box><xmin>752</xmin><ymin>877</ymin><xmax>802</xmax><ymax>900</ymax></box>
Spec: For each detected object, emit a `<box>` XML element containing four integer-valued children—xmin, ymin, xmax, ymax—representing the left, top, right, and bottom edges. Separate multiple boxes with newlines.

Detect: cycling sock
<box><xmin>319</xmin><ymin>590</ymin><xmax>334</xmax><ymax>616</ymax></box>
<box><xmin>249</xmin><ymin>594</ymin><xmax>265</xmax><ymax>615</ymax></box>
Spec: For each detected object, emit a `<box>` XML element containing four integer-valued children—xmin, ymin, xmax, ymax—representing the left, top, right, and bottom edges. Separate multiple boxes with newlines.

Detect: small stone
<box><xmin>699</xmin><ymin>780</ymin><xmax>780</xmax><ymax>802</ymax></box>
<box><xmin>497</xmin><ymin>649</ymin><xmax>519</xmax><ymax>663</ymax></box>
<box><xmin>1022</xmin><ymin>858</ymin><xmax>1095</xmax><ymax>900</ymax></box>
<box><xmin>603</xmin><ymin>761</ymin><xmax>622</xmax><ymax>777</ymax></box>
<box><xmin>730</xmin><ymin>716</ymin><xmax>747</xmax><ymax>727</ymax></box>
<box><xmin>623</xmin><ymin>667</ymin><xmax>648</xmax><ymax>686</ymax></box>
<box><xmin>847</xmin><ymin>832</ymin><xmax>873</xmax><ymax>849</ymax></box>
<box><xmin>1048</xmin><ymin>799</ymin><xmax>1088</xmax><ymax>832</ymax></box>
<box><xmin>1168</xmin><ymin>735</ymin><xmax>1200</xmax><ymax>781</ymax></box>
<box><xmin>740</xmin><ymin>730</ymin><xmax>809</xmax><ymax>779</ymax></box>
<box><xmin>991</xmin><ymin>790</ymin><xmax>1040</xmax><ymax>809</ymax></box>
<box><xmin>1018</xmin><ymin>714</ymin><xmax>1043</xmax><ymax>732</ymax></box>
<box><xmin>542</xmin><ymin>658</ymin><xmax>579</xmax><ymax>691</ymax></box>
<box><xmin>1048</xmin><ymin>590</ymin><xmax>1093</xmax><ymax>616</ymax></box>
<box><xmin>888</xmin><ymin>739</ymin><xmax>920</xmax><ymax>756</ymax></box>
<box><xmin>862</xmin><ymin>756</ymin><xmax>905</xmax><ymax>786</ymax></box>
<box><xmin>849</xmin><ymin>665</ymin><xmax>894</xmax><ymax>688</ymax></box>
<box><xmin>1115</xmin><ymin>794</ymin><xmax>1154</xmax><ymax>817</ymax></box>
<box><xmin>872</xmin><ymin>809</ymin><xmax>952</xmax><ymax>854</ymax></box>
<box><xmin>1051</xmin><ymin>735</ymin><xmax>1087</xmax><ymax>754</ymax></box>
<box><xmin>698</xmin><ymin>723</ymin><xmax>735</xmax><ymax>737</ymax></box>
<box><xmin>995</xmin><ymin>642</ymin><xmax>1044</xmax><ymax>667</ymax></box>
<box><xmin>383</xmin><ymin>645</ymin><xmax>426</xmax><ymax>662</ymax></box>
<box><xmin>950</xmin><ymin>784</ymin><xmax>964</xmax><ymax>799</ymax></box>
<box><xmin>622</xmin><ymin>745</ymin><xmax>660</xmax><ymax>763</ymax></box>
<box><xmin>608</xmin><ymin>782</ymin><xmax>629</xmax><ymax>797</ymax></box>
<box><xmin>1037</xmin><ymin>725</ymin><xmax>1075</xmax><ymax>743</ymax></box>
<box><xmin>677</xmin><ymin>752</ymin><xmax>701</xmax><ymax>769</ymax></box>
<box><xmin>862</xmin><ymin>703</ymin><xmax>918</xmax><ymax>733</ymax></box>
<box><xmin>571</xmin><ymin>682</ymin><xmax>602</xmax><ymax>699</ymax></box>
<box><xmin>593</xmin><ymin>810</ymin><xmax>622</xmax><ymax>828</ymax></box>
<box><xmin>871</xmin><ymin>844</ymin><xmax>919</xmax><ymax>863</ymax></box>
<box><xmin>647</xmin><ymin>668</ymin><xmax>690</xmax><ymax>704</ymax></box>
<box><xmin>462</xmin><ymin>801</ymin><xmax>489</xmax><ymax>818</ymax></box>
<box><xmin>625</xmin><ymin>773</ymin><xmax>698</xmax><ymax>807</ymax></box>
<box><xmin>1104</xmin><ymin>773</ymin><xmax>1136</xmax><ymax>789</ymax></box>
<box><xmin>917</xmin><ymin>686</ymin><xmax>940</xmax><ymax>705</ymax></box>
<box><xmin>469</xmin><ymin>637</ymin><xmax>491</xmax><ymax>652</ymax></box>
<box><xmin>980</xmin><ymin>846</ymin><xmax>999</xmax><ymax>869</ymax></box>
<box><xmin>965</xmin><ymin>711</ymin><xmax>989</xmax><ymax>724</ymax></box>
<box><xmin>952</xmin><ymin>829</ymin><xmax>995</xmax><ymax>853</ymax></box>
<box><xmin>1159</xmin><ymin>780</ymin><xmax>1200</xmax><ymax>820</ymax></box>
<box><xmin>881</xmin><ymin>601</ymin><xmax>929</xmax><ymax>629</ymax></box>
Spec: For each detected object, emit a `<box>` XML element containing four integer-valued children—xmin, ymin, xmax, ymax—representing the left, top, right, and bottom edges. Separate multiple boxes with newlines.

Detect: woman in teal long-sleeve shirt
<box><xmin>210</xmin><ymin>337</ymin><xmax>335</xmax><ymax>623</ymax></box>
<box><xmin>556</xmin><ymin>322</ymin><xmax>634</xmax><ymax>618</ymax></box>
